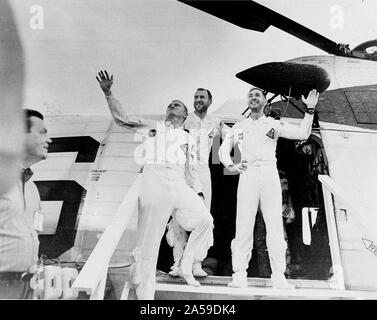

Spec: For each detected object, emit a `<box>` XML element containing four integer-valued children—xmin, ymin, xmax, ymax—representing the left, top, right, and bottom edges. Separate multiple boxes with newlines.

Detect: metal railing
<box><xmin>72</xmin><ymin>175</ymin><xmax>142</xmax><ymax>299</ymax></box>
<box><xmin>318</xmin><ymin>174</ymin><xmax>377</xmax><ymax>290</ymax></box>
<box><xmin>318</xmin><ymin>174</ymin><xmax>346</xmax><ymax>290</ymax></box>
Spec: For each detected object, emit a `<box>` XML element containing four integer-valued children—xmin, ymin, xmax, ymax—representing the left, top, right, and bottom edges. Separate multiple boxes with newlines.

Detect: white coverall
<box><xmin>166</xmin><ymin>112</ymin><xmax>228</xmax><ymax>272</ymax></box>
<box><xmin>219</xmin><ymin>114</ymin><xmax>313</xmax><ymax>278</ymax></box>
<box><xmin>106</xmin><ymin>94</ymin><xmax>213</xmax><ymax>299</ymax></box>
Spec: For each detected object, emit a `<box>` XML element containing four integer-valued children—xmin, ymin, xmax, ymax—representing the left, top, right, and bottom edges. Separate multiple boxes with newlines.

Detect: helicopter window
<box><xmin>345</xmin><ymin>89</ymin><xmax>377</xmax><ymax>124</ymax></box>
<box><xmin>365</xmin><ymin>46</ymin><xmax>377</xmax><ymax>55</ymax></box>
<box><xmin>352</xmin><ymin>41</ymin><xmax>377</xmax><ymax>61</ymax></box>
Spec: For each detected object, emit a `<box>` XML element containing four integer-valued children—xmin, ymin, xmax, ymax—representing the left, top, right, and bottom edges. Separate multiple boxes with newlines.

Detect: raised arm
<box><xmin>279</xmin><ymin>89</ymin><xmax>319</xmax><ymax>140</ymax></box>
<box><xmin>96</xmin><ymin>70</ymin><xmax>147</xmax><ymax>129</ymax></box>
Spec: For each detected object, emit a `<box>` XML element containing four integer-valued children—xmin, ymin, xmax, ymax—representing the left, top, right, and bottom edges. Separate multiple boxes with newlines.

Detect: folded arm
<box><xmin>219</xmin><ymin>127</ymin><xmax>249</xmax><ymax>174</ymax></box>
<box><xmin>219</xmin><ymin>129</ymin><xmax>235</xmax><ymax>168</ymax></box>
<box><xmin>219</xmin><ymin>121</ymin><xmax>231</xmax><ymax>140</ymax></box>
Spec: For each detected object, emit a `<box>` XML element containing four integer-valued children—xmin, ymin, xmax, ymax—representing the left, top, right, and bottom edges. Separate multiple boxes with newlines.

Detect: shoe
<box><xmin>228</xmin><ymin>271</ymin><xmax>247</xmax><ymax>288</ymax></box>
<box><xmin>178</xmin><ymin>269</ymin><xmax>200</xmax><ymax>287</ymax></box>
<box><xmin>271</xmin><ymin>274</ymin><xmax>295</xmax><ymax>289</ymax></box>
<box><xmin>168</xmin><ymin>266</ymin><xmax>180</xmax><ymax>277</ymax></box>
<box><xmin>180</xmin><ymin>258</ymin><xmax>200</xmax><ymax>287</ymax></box>
<box><xmin>192</xmin><ymin>262</ymin><xmax>208</xmax><ymax>277</ymax></box>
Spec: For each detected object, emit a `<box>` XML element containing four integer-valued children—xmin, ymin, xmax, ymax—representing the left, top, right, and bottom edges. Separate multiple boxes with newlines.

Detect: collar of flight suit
<box><xmin>191</xmin><ymin>111</ymin><xmax>208</xmax><ymax>122</ymax></box>
<box><xmin>248</xmin><ymin>114</ymin><xmax>268</xmax><ymax>123</ymax></box>
<box><xmin>160</xmin><ymin>117</ymin><xmax>185</xmax><ymax>131</ymax></box>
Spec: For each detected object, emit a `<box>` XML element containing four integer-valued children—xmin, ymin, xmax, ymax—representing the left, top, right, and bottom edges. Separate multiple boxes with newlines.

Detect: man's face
<box><xmin>194</xmin><ymin>90</ymin><xmax>212</xmax><ymax>114</ymax></box>
<box><xmin>248</xmin><ymin>89</ymin><xmax>267</xmax><ymax>113</ymax></box>
<box><xmin>302</xmin><ymin>144</ymin><xmax>313</xmax><ymax>156</ymax></box>
<box><xmin>25</xmin><ymin>116</ymin><xmax>51</xmax><ymax>162</ymax></box>
<box><xmin>166</xmin><ymin>100</ymin><xmax>187</xmax><ymax>120</ymax></box>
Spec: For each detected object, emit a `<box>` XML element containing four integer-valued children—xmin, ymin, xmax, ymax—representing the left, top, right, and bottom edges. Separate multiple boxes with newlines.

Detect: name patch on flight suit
<box><xmin>238</xmin><ymin>132</ymin><xmax>243</xmax><ymax>141</ymax></box>
<box><xmin>266</xmin><ymin>128</ymin><xmax>275</xmax><ymax>139</ymax></box>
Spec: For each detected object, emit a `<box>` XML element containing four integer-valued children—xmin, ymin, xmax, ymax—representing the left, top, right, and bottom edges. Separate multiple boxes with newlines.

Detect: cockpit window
<box><xmin>365</xmin><ymin>46</ymin><xmax>377</xmax><ymax>55</ymax></box>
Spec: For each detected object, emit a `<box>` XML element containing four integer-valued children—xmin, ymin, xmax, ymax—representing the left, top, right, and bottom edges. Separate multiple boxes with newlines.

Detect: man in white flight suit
<box><xmin>219</xmin><ymin>87</ymin><xmax>319</xmax><ymax>289</ymax></box>
<box><xmin>96</xmin><ymin>70</ymin><xmax>213</xmax><ymax>300</ymax></box>
<box><xmin>167</xmin><ymin>88</ymin><xmax>229</xmax><ymax>278</ymax></box>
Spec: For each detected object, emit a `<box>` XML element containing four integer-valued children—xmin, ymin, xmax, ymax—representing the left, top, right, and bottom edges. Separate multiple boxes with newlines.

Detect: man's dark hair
<box><xmin>249</xmin><ymin>87</ymin><xmax>266</xmax><ymax>98</ymax></box>
<box><xmin>196</xmin><ymin>88</ymin><xmax>212</xmax><ymax>101</ymax></box>
<box><xmin>24</xmin><ymin>109</ymin><xmax>43</xmax><ymax>132</ymax></box>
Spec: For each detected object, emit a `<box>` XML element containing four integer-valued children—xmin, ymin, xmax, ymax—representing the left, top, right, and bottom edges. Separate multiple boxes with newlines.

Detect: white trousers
<box><xmin>166</xmin><ymin>164</ymin><xmax>212</xmax><ymax>267</ymax></box>
<box><xmin>232</xmin><ymin>165</ymin><xmax>287</xmax><ymax>276</ymax></box>
<box><xmin>131</xmin><ymin>165</ymin><xmax>213</xmax><ymax>300</ymax></box>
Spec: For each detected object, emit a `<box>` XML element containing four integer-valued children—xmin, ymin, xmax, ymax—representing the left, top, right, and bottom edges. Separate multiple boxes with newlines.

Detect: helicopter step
<box><xmin>106</xmin><ymin>268</ymin><xmax>377</xmax><ymax>300</ymax></box>
<box><xmin>154</xmin><ymin>273</ymin><xmax>376</xmax><ymax>300</ymax></box>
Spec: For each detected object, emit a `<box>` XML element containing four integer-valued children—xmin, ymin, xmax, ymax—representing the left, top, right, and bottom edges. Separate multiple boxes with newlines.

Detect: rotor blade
<box><xmin>178</xmin><ymin>0</ymin><xmax>344</xmax><ymax>55</ymax></box>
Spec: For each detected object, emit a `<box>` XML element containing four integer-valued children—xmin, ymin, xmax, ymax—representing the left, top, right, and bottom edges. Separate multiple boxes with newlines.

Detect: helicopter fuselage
<box><xmin>287</xmin><ymin>55</ymin><xmax>377</xmax><ymax>91</ymax></box>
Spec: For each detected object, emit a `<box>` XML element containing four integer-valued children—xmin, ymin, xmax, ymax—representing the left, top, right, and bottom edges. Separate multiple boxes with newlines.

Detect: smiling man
<box><xmin>0</xmin><ymin>109</ymin><xmax>51</xmax><ymax>299</ymax></box>
<box><xmin>219</xmin><ymin>87</ymin><xmax>319</xmax><ymax>289</ymax></box>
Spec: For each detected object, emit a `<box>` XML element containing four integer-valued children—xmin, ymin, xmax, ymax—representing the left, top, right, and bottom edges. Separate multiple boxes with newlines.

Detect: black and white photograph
<box><xmin>1</xmin><ymin>0</ymin><xmax>377</xmax><ymax>305</ymax></box>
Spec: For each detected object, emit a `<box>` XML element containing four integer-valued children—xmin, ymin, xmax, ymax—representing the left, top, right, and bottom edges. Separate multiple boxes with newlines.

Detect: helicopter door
<box><xmin>320</xmin><ymin>122</ymin><xmax>377</xmax><ymax>291</ymax></box>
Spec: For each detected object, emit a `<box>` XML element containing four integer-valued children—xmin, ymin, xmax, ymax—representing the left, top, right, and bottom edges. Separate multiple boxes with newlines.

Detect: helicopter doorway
<box><xmin>208</xmin><ymin>132</ymin><xmax>334</xmax><ymax>282</ymax></box>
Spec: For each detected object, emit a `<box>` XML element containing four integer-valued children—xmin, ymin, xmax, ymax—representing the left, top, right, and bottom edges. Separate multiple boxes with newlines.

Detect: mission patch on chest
<box><xmin>266</xmin><ymin>128</ymin><xmax>275</xmax><ymax>139</ymax></box>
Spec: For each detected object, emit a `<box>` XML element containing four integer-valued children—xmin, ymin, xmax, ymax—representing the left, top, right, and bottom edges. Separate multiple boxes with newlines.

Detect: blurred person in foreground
<box><xmin>0</xmin><ymin>109</ymin><xmax>51</xmax><ymax>299</ymax></box>
<box><xmin>0</xmin><ymin>0</ymin><xmax>25</xmax><ymax>195</ymax></box>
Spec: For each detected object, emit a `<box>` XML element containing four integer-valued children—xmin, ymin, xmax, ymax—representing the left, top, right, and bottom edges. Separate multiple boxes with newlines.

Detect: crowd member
<box><xmin>167</xmin><ymin>88</ymin><xmax>229</xmax><ymax>278</ymax></box>
<box><xmin>185</xmin><ymin>88</ymin><xmax>229</xmax><ymax>208</ymax></box>
<box><xmin>219</xmin><ymin>87</ymin><xmax>318</xmax><ymax>289</ymax></box>
<box><xmin>296</xmin><ymin>139</ymin><xmax>329</xmax><ymax>178</ymax></box>
<box><xmin>0</xmin><ymin>0</ymin><xmax>25</xmax><ymax>195</ymax></box>
<box><xmin>0</xmin><ymin>109</ymin><xmax>51</xmax><ymax>299</ymax></box>
<box><xmin>96</xmin><ymin>70</ymin><xmax>213</xmax><ymax>299</ymax></box>
<box><xmin>294</xmin><ymin>139</ymin><xmax>331</xmax><ymax>279</ymax></box>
